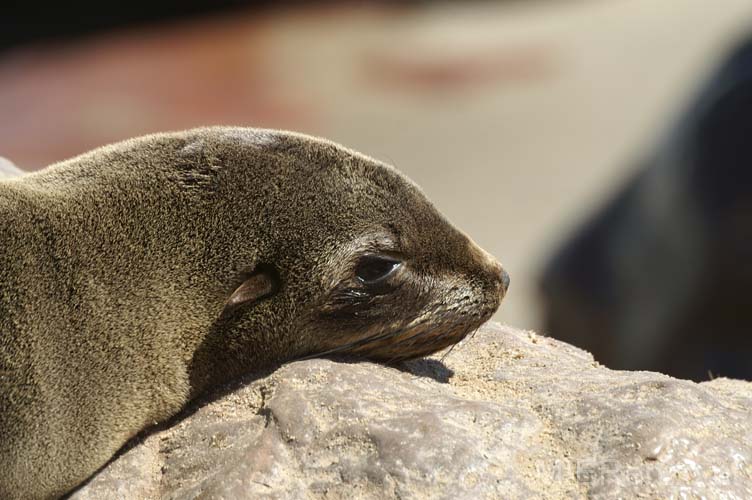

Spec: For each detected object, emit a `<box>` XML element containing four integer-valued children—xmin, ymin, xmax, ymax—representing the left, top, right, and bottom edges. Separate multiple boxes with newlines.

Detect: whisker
<box><xmin>383</xmin><ymin>324</ymin><xmax>437</xmax><ymax>364</ymax></box>
<box><xmin>438</xmin><ymin>323</ymin><xmax>475</xmax><ymax>362</ymax></box>
<box><xmin>298</xmin><ymin>323</ymin><xmax>413</xmax><ymax>361</ymax></box>
<box><xmin>439</xmin><ymin>342</ymin><xmax>458</xmax><ymax>363</ymax></box>
<box><xmin>382</xmin><ymin>312</ymin><xmax>468</xmax><ymax>364</ymax></box>
<box><xmin>298</xmin><ymin>304</ymin><xmax>484</xmax><ymax>365</ymax></box>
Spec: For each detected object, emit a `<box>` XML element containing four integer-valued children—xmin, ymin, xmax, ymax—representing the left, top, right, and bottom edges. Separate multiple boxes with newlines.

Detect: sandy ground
<box><xmin>2</xmin><ymin>0</ymin><xmax>752</xmax><ymax>329</ymax></box>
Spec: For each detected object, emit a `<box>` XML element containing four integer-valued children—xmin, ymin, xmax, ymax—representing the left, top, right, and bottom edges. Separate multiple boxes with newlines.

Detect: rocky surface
<box><xmin>71</xmin><ymin>323</ymin><xmax>752</xmax><ymax>499</ymax></box>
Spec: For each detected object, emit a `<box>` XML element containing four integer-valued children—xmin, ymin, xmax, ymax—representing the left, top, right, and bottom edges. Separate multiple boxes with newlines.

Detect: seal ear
<box><xmin>223</xmin><ymin>266</ymin><xmax>279</xmax><ymax>314</ymax></box>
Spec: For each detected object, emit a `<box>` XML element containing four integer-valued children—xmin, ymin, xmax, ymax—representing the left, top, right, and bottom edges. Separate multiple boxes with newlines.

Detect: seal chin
<box><xmin>314</xmin><ymin>301</ymin><xmax>498</xmax><ymax>363</ymax></box>
<box><xmin>353</xmin><ymin>324</ymin><xmax>479</xmax><ymax>362</ymax></box>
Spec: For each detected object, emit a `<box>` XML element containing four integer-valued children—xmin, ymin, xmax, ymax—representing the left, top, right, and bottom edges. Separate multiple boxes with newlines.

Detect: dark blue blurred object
<box><xmin>540</xmin><ymin>35</ymin><xmax>752</xmax><ymax>381</ymax></box>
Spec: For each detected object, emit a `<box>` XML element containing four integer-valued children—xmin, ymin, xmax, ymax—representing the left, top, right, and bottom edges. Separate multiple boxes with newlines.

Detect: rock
<box><xmin>71</xmin><ymin>323</ymin><xmax>752</xmax><ymax>499</ymax></box>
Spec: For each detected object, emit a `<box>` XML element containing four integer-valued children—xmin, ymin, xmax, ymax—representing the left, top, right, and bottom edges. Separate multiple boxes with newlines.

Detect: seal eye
<box><xmin>355</xmin><ymin>255</ymin><xmax>402</xmax><ymax>284</ymax></box>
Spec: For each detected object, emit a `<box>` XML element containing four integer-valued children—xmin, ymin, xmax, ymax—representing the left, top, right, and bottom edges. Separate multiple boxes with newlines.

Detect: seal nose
<box><xmin>465</xmin><ymin>237</ymin><xmax>509</xmax><ymax>299</ymax></box>
<box><xmin>500</xmin><ymin>268</ymin><xmax>510</xmax><ymax>294</ymax></box>
<box><xmin>489</xmin><ymin>263</ymin><xmax>509</xmax><ymax>299</ymax></box>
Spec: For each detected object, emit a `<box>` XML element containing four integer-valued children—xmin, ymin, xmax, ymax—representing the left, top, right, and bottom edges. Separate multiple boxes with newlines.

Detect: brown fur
<box><xmin>0</xmin><ymin>127</ymin><xmax>507</xmax><ymax>499</ymax></box>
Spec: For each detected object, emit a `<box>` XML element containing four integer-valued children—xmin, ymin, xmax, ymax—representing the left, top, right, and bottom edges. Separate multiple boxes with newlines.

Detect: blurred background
<box><xmin>3</xmin><ymin>0</ymin><xmax>752</xmax><ymax>380</ymax></box>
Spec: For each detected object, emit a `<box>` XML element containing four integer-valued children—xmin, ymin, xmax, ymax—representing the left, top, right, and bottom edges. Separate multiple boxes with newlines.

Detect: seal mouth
<box><xmin>350</xmin><ymin>322</ymin><xmax>479</xmax><ymax>362</ymax></box>
<box><xmin>303</xmin><ymin>308</ymin><xmax>493</xmax><ymax>363</ymax></box>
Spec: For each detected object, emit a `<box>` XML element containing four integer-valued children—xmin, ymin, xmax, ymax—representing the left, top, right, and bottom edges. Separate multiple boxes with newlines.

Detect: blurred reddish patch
<box><xmin>0</xmin><ymin>12</ymin><xmax>316</xmax><ymax>169</ymax></box>
<box><xmin>362</xmin><ymin>45</ymin><xmax>556</xmax><ymax>92</ymax></box>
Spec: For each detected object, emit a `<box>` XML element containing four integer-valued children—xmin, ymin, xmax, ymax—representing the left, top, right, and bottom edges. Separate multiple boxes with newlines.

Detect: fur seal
<box><xmin>0</xmin><ymin>127</ymin><xmax>508</xmax><ymax>499</ymax></box>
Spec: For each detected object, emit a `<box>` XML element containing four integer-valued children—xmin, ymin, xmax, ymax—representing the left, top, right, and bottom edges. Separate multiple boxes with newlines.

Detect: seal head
<box><xmin>188</xmin><ymin>128</ymin><xmax>509</xmax><ymax>387</ymax></box>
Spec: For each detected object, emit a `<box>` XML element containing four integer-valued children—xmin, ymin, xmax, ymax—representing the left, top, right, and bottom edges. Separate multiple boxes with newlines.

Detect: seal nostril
<box><xmin>501</xmin><ymin>269</ymin><xmax>510</xmax><ymax>293</ymax></box>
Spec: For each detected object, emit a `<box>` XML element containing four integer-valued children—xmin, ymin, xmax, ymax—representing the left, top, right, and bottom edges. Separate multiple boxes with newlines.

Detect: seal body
<box><xmin>0</xmin><ymin>127</ymin><xmax>507</xmax><ymax>499</ymax></box>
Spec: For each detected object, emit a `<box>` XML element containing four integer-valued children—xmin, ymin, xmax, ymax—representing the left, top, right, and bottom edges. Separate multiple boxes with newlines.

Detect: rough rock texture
<box><xmin>71</xmin><ymin>323</ymin><xmax>752</xmax><ymax>499</ymax></box>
